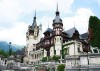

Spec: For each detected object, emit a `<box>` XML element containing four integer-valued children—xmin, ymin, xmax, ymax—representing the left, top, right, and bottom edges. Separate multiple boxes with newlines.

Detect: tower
<box><xmin>24</xmin><ymin>11</ymin><xmax>42</xmax><ymax>64</ymax></box>
<box><xmin>53</xmin><ymin>4</ymin><xmax>63</xmax><ymax>56</ymax></box>
<box><xmin>38</xmin><ymin>23</ymin><xmax>42</xmax><ymax>41</ymax></box>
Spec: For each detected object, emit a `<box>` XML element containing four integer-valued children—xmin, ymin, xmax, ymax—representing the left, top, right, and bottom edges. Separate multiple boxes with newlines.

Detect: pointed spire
<box><xmin>53</xmin><ymin>3</ymin><xmax>62</xmax><ymax>24</ymax></box>
<box><xmin>56</xmin><ymin>3</ymin><xmax>59</xmax><ymax>16</ymax></box>
<box><xmin>48</xmin><ymin>21</ymin><xmax>49</xmax><ymax>28</ymax></box>
<box><xmin>56</xmin><ymin>3</ymin><xmax>58</xmax><ymax>12</ymax></box>
<box><xmin>74</xmin><ymin>23</ymin><xmax>75</xmax><ymax>28</ymax></box>
<box><xmin>32</xmin><ymin>10</ymin><xmax>37</xmax><ymax>28</ymax></box>
<box><xmin>73</xmin><ymin>21</ymin><xmax>76</xmax><ymax>28</ymax></box>
<box><xmin>34</xmin><ymin>10</ymin><xmax>36</xmax><ymax>19</ymax></box>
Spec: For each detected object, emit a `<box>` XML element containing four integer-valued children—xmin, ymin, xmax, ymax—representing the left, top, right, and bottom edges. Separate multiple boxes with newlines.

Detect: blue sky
<box><xmin>0</xmin><ymin>0</ymin><xmax>100</xmax><ymax>45</ymax></box>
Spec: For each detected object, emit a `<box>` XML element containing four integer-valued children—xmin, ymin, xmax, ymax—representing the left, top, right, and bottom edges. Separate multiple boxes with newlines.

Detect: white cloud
<box><xmin>0</xmin><ymin>22</ymin><xmax>28</xmax><ymax>45</ymax></box>
<box><xmin>63</xmin><ymin>8</ymin><xmax>94</xmax><ymax>34</ymax></box>
<box><xmin>0</xmin><ymin>0</ymin><xmax>74</xmax><ymax>26</ymax></box>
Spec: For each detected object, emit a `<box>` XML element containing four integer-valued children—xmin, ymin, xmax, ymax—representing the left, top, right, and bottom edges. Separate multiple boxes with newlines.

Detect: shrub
<box><xmin>42</xmin><ymin>57</ymin><xmax>47</xmax><ymax>62</ymax></box>
<box><xmin>57</xmin><ymin>64</ymin><xmax>65</xmax><ymax>71</ymax></box>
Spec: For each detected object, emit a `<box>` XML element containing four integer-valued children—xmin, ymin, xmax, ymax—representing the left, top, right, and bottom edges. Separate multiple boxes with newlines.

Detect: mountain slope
<box><xmin>0</xmin><ymin>41</ymin><xmax>24</xmax><ymax>51</ymax></box>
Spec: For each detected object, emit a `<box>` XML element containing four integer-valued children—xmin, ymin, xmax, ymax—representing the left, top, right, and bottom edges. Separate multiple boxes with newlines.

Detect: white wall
<box><xmin>89</xmin><ymin>57</ymin><xmax>100</xmax><ymax>64</ymax></box>
<box><xmin>65</xmin><ymin>54</ymin><xmax>100</xmax><ymax>69</ymax></box>
<box><xmin>65</xmin><ymin>59</ymin><xmax>80</xmax><ymax>68</ymax></box>
<box><xmin>80</xmin><ymin>57</ymin><xmax>88</xmax><ymax>65</ymax></box>
<box><xmin>55</xmin><ymin>36</ymin><xmax>62</xmax><ymax>56</ymax></box>
<box><xmin>43</xmin><ymin>49</ymin><xmax>47</xmax><ymax>57</ymax></box>
<box><xmin>64</xmin><ymin>41</ymin><xmax>83</xmax><ymax>55</ymax></box>
<box><xmin>50</xmin><ymin>46</ymin><xmax>54</xmax><ymax>56</ymax></box>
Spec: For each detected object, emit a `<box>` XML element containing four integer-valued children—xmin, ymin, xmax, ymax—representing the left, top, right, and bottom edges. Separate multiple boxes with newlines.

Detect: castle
<box><xmin>24</xmin><ymin>6</ymin><xmax>89</xmax><ymax>65</ymax></box>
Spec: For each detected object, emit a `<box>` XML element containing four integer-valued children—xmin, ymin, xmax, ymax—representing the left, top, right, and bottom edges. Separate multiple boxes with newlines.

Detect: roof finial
<box><xmin>74</xmin><ymin>23</ymin><xmax>75</xmax><ymax>28</ymax></box>
<box><xmin>73</xmin><ymin>21</ymin><xmax>75</xmax><ymax>28</ymax></box>
<box><xmin>57</xmin><ymin>2</ymin><xmax>58</xmax><ymax>12</ymax></box>
<box><xmin>34</xmin><ymin>10</ymin><xmax>36</xmax><ymax>18</ymax></box>
<box><xmin>48</xmin><ymin>21</ymin><xmax>49</xmax><ymax>28</ymax></box>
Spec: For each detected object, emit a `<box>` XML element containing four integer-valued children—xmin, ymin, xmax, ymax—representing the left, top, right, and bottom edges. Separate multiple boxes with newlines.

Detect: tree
<box><xmin>0</xmin><ymin>48</ymin><xmax>16</xmax><ymax>58</ymax></box>
<box><xmin>89</xmin><ymin>16</ymin><xmax>100</xmax><ymax>48</ymax></box>
<box><xmin>0</xmin><ymin>49</ymin><xmax>9</xmax><ymax>58</ymax></box>
<box><xmin>57</xmin><ymin>64</ymin><xmax>65</xmax><ymax>71</ymax></box>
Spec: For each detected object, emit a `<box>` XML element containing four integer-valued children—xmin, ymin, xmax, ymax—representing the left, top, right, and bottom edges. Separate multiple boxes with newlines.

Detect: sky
<box><xmin>0</xmin><ymin>0</ymin><xmax>100</xmax><ymax>45</ymax></box>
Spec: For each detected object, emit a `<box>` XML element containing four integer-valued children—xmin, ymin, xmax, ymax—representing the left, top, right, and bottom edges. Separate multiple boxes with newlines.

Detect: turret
<box><xmin>53</xmin><ymin>4</ymin><xmax>63</xmax><ymax>36</ymax></box>
<box><xmin>52</xmin><ymin>4</ymin><xmax>63</xmax><ymax>56</ymax></box>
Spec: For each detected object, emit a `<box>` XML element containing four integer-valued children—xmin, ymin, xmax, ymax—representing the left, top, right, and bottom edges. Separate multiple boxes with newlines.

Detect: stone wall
<box><xmin>65</xmin><ymin>66</ymin><xmax>100</xmax><ymax>71</ymax></box>
<box><xmin>65</xmin><ymin>53</ymin><xmax>100</xmax><ymax>71</ymax></box>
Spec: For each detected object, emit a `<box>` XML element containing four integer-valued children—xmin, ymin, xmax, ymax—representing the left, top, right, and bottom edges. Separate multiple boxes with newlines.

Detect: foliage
<box><xmin>52</xmin><ymin>55</ymin><xmax>60</xmax><ymax>61</ymax></box>
<box><xmin>57</xmin><ymin>64</ymin><xmax>65</xmax><ymax>71</ymax></box>
<box><xmin>0</xmin><ymin>49</ymin><xmax>8</xmax><ymax>58</ymax></box>
<box><xmin>0</xmin><ymin>49</ymin><xmax>16</xmax><ymax>58</ymax></box>
<box><xmin>89</xmin><ymin>16</ymin><xmax>100</xmax><ymax>48</ymax></box>
<box><xmin>42</xmin><ymin>57</ymin><xmax>47</xmax><ymax>62</ymax></box>
<box><xmin>46</xmin><ymin>68</ymin><xmax>50</xmax><ymax>71</ymax></box>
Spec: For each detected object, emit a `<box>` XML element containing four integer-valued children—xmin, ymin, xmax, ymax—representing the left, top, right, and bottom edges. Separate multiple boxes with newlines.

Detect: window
<box><xmin>57</xmin><ymin>37</ymin><xmax>59</xmax><ymax>42</ymax></box>
<box><xmin>60</xmin><ymin>29</ymin><xmax>62</xmax><ymax>30</ymax></box>
<box><xmin>33</xmin><ymin>49</ymin><xmax>35</xmax><ymax>51</ymax></box>
<box><xmin>60</xmin><ymin>50</ymin><xmax>62</xmax><ymax>55</ymax></box>
<box><xmin>34</xmin><ymin>32</ymin><xmax>37</xmax><ymax>36</ymax></box>
<box><xmin>35</xmin><ymin>54</ymin><xmax>36</xmax><ymax>59</ymax></box>
<box><xmin>45</xmin><ymin>40</ymin><xmax>50</xmax><ymax>45</ymax></box>
<box><xmin>64</xmin><ymin>48</ymin><xmax>67</xmax><ymax>55</ymax></box>
<box><xmin>54</xmin><ymin>50</ymin><xmax>56</xmax><ymax>54</ymax></box>
<box><xmin>58</xmin><ymin>28</ymin><xmax>60</xmax><ymax>30</ymax></box>
<box><xmin>31</xmin><ymin>62</ymin><xmax>33</xmax><ymax>64</ymax></box>
<box><xmin>55</xmin><ymin>38</ymin><xmax>56</xmax><ymax>43</ymax></box>
<box><xmin>60</xmin><ymin>38</ymin><xmax>62</xmax><ymax>43</ymax></box>
<box><xmin>78</xmin><ymin>47</ymin><xmax>80</xmax><ymax>52</ymax></box>
<box><xmin>67</xmin><ymin>48</ymin><xmax>69</xmax><ymax>54</ymax></box>
<box><xmin>93</xmin><ymin>49</ymin><xmax>98</xmax><ymax>53</ymax></box>
<box><xmin>33</xmin><ymin>44</ymin><xmax>35</xmax><ymax>47</ymax></box>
